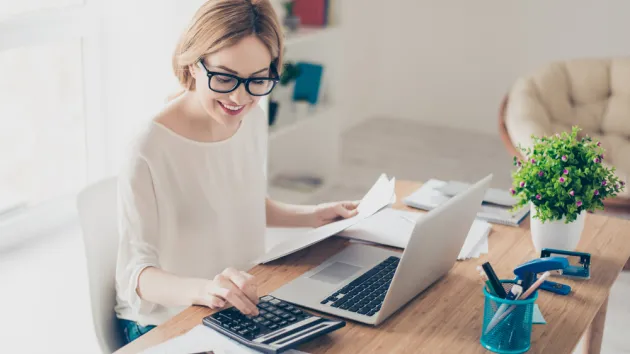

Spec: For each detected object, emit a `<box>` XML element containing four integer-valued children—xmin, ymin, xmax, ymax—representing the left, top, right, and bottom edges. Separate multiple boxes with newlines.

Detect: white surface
<box><xmin>284</xmin><ymin>26</ymin><xmax>340</xmax><ymax>47</ymax></box>
<box><xmin>339</xmin><ymin>208</ymin><xmax>490</xmax><ymax>260</ymax></box>
<box><xmin>76</xmin><ymin>178</ymin><xmax>124</xmax><ymax>353</ymax></box>
<box><xmin>256</xmin><ymin>174</ymin><xmax>395</xmax><ymax>263</ymax></box>
<box><xmin>342</xmin><ymin>0</ymin><xmax>630</xmax><ymax>135</ymax></box>
<box><xmin>140</xmin><ymin>324</ymin><xmax>308</xmax><ymax>354</ymax></box>
<box><xmin>530</xmin><ymin>205</ymin><xmax>586</xmax><ymax>252</ymax></box>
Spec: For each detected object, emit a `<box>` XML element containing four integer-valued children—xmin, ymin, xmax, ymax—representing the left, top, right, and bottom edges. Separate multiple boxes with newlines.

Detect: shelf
<box><xmin>284</xmin><ymin>26</ymin><xmax>339</xmax><ymax>47</ymax></box>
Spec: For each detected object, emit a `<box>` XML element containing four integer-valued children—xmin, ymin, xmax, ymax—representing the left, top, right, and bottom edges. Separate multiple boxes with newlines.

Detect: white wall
<box><xmin>344</xmin><ymin>0</ymin><xmax>630</xmax><ymax>135</ymax></box>
<box><xmin>100</xmin><ymin>0</ymin><xmax>204</xmax><ymax>174</ymax></box>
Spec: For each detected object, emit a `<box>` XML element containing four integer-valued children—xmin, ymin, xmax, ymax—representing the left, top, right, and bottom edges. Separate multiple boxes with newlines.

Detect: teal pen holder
<box><xmin>480</xmin><ymin>280</ymin><xmax>538</xmax><ymax>354</ymax></box>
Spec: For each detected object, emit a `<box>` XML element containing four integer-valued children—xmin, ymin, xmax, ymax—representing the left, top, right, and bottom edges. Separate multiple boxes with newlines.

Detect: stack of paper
<box><xmin>140</xmin><ymin>324</ymin><xmax>309</xmax><ymax>354</ymax></box>
<box><xmin>256</xmin><ymin>174</ymin><xmax>396</xmax><ymax>264</ymax></box>
<box><xmin>338</xmin><ymin>208</ymin><xmax>491</xmax><ymax>260</ymax></box>
<box><xmin>402</xmin><ymin>179</ymin><xmax>529</xmax><ymax>227</ymax></box>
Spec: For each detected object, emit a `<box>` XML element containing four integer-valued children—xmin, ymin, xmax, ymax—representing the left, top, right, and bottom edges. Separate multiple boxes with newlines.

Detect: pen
<box><xmin>476</xmin><ymin>266</ymin><xmax>492</xmax><ymax>294</ymax></box>
<box><xmin>520</xmin><ymin>271</ymin><xmax>550</xmax><ymax>300</ymax></box>
<box><xmin>484</xmin><ymin>284</ymin><xmax>523</xmax><ymax>334</ymax></box>
<box><xmin>522</xmin><ymin>272</ymin><xmax>535</xmax><ymax>292</ymax></box>
<box><xmin>485</xmin><ymin>272</ymin><xmax>550</xmax><ymax>333</ymax></box>
<box><xmin>481</xmin><ymin>262</ymin><xmax>507</xmax><ymax>298</ymax></box>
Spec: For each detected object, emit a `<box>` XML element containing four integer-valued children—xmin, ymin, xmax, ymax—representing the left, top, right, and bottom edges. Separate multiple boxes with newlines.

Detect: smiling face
<box><xmin>191</xmin><ymin>35</ymin><xmax>273</xmax><ymax>130</ymax></box>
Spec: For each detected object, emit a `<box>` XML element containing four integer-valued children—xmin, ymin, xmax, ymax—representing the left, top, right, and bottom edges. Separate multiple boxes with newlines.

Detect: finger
<box><xmin>334</xmin><ymin>203</ymin><xmax>357</xmax><ymax>218</ymax></box>
<box><xmin>223</xmin><ymin>268</ymin><xmax>259</xmax><ymax>304</ymax></box>
<box><xmin>213</xmin><ymin>284</ymin><xmax>256</xmax><ymax>315</ymax></box>
<box><xmin>239</xmin><ymin>271</ymin><xmax>259</xmax><ymax>304</ymax></box>
<box><xmin>342</xmin><ymin>201</ymin><xmax>360</xmax><ymax>210</ymax></box>
<box><xmin>202</xmin><ymin>295</ymin><xmax>226</xmax><ymax>309</ymax></box>
<box><xmin>213</xmin><ymin>276</ymin><xmax>259</xmax><ymax>315</ymax></box>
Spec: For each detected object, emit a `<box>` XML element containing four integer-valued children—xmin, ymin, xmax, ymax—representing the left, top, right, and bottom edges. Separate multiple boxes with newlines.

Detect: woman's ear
<box><xmin>188</xmin><ymin>64</ymin><xmax>197</xmax><ymax>78</ymax></box>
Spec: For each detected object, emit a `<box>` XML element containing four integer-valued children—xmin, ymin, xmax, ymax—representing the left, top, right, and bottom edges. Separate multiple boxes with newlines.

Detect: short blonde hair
<box><xmin>172</xmin><ymin>0</ymin><xmax>284</xmax><ymax>91</ymax></box>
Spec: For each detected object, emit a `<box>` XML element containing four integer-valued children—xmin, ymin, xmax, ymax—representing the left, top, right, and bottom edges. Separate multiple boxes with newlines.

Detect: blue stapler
<box><xmin>541</xmin><ymin>248</ymin><xmax>591</xmax><ymax>279</ymax></box>
<box><xmin>513</xmin><ymin>257</ymin><xmax>572</xmax><ymax>295</ymax></box>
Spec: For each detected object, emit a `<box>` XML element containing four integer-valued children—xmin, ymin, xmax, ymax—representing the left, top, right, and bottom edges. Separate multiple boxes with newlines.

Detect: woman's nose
<box><xmin>229</xmin><ymin>84</ymin><xmax>251</xmax><ymax>105</ymax></box>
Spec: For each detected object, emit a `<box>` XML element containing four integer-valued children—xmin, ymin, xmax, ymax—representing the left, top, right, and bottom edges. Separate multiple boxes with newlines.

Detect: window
<box><xmin>0</xmin><ymin>2</ymin><xmax>103</xmax><ymax>218</ymax></box>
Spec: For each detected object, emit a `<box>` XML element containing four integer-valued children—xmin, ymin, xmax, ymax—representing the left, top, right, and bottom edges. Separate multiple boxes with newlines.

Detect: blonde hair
<box><xmin>172</xmin><ymin>0</ymin><xmax>284</xmax><ymax>95</ymax></box>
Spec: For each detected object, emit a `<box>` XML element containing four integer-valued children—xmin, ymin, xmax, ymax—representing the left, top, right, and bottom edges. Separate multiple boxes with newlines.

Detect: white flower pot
<box><xmin>530</xmin><ymin>204</ymin><xmax>586</xmax><ymax>252</ymax></box>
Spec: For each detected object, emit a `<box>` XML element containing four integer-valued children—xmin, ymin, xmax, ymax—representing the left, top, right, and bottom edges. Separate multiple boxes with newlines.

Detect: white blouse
<box><xmin>114</xmin><ymin>105</ymin><xmax>268</xmax><ymax>326</ymax></box>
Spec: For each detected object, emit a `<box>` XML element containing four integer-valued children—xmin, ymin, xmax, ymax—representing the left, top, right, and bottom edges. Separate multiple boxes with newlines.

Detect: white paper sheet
<box><xmin>141</xmin><ymin>324</ymin><xmax>309</xmax><ymax>354</ymax></box>
<box><xmin>265</xmin><ymin>227</ymin><xmax>312</xmax><ymax>252</ymax></box>
<box><xmin>254</xmin><ymin>174</ymin><xmax>396</xmax><ymax>264</ymax></box>
<box><xmin>339</xmin><ymin>208</ymin><xmax>491</xmax><ymax>260</ymax></box>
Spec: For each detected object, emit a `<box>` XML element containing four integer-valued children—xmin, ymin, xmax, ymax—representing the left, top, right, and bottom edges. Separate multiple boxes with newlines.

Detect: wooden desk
<box><xmin>115</xmin><ymin>181</ymin><xmax>630</xmax><ymax>354</ymax></box>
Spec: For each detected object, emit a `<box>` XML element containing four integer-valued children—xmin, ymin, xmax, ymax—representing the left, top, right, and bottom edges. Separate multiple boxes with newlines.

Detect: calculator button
<box><xmin>277</xmin><ymin>302</ymin><xmax>287</xmax><ymax>308</ymax></box>
<box><xmin>271</xmin><ymin>317</ymin><xmax>281</xmax><ymax>323</ymax></box>
<box><xmin>279</xmin><ymin>320</ymin><xmax>288</xmax><ymax>326</ymax></box>
<box><xmin>269</xmin><ymin>299</ymin><xmax>281</xmax><ymax>305</ymax></box>
<box><xmin>268</xmin><ymin>324</ymin><xmax>278</xmax><ymax>330</ymax></box>
<box><xmin>287</xmin><ymin>316</ymin><xmax>296</xmax><ymax>322</ymax></box>
<box><xmin>273</xmin><ymin>310</ymin><xmax>284</xmax><ymax>316</ymax></box>
<box><xmin>253</xmin><ymin>317</ymin><xmax>265</xmax><ymax>323</ymax></box>
<box><xmin>258</xmin><ymin>309</ymin><xmax>267</xmax><ymax>315</ymax></box>
<box><xmin>264</xmin><ymin>313</ymin><xmax>274</xmax><ymax>319</ymax></box>
<box><xmin>285</xmin><ymin>305</ymin><xmax>295</xmax><ymax>310</ymax></box>
<box><xmin>280</xmin><ymin>313</ymin><xmax>291</xmax><ymax>319</ymax></box>
<box><xmin>261</xmin><ymin>320</ymin><xmax>271</xmax><ymax>326</ymax></box>
<box><xmin>260</xmin><ymin>295</ymin><xmax>274</xmax><ymax>302</ymax></box>
<box><xmin>258</xmin><ymin>303</ymin><xmax>271</xmax><ymax>309</ymax></box>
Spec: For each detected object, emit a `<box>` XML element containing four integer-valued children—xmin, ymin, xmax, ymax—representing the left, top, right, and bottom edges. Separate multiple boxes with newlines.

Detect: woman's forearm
<box><xmin>137</xmin><ymin>266</ymin><xmax>206</xmax><ymax>307</ymax></box>
<box><xmin>265</xmin><ymin>198</ymin><xmax>316</xmax><ymax>227</ymax></box>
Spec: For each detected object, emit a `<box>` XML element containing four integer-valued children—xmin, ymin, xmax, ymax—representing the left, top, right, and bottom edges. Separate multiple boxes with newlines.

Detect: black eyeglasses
<box><xmin>197</xmin><ymin>61</ymin><xmax>279</xmax><ymax>96</ymax></box>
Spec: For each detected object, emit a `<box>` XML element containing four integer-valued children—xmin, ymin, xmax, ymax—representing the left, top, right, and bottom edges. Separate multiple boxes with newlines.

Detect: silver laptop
<box><xmin>271</xmin><ymin>174</ymin><xmax>492</xmax><ymax>325</ymax></box>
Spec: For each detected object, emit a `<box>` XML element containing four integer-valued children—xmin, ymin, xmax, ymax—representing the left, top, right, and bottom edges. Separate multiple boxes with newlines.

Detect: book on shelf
<box><xmin>402</xmin><ymin>179</ymin><xmax>529</xmax><ymax>227</ymax></box>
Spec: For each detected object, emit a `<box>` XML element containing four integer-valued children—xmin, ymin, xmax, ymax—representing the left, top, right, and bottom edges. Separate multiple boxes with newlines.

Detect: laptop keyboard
<box><xmin>320</xmin><ymin>256</ymin><xmax>399</xmax><ymax>316</ymax></box>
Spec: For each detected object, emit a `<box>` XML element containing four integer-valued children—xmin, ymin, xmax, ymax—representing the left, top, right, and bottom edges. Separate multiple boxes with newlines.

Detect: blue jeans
<box><xmin>119</xmin><ymin>318</ymin><xmax>157</xmax><ymax>344</ymax></box>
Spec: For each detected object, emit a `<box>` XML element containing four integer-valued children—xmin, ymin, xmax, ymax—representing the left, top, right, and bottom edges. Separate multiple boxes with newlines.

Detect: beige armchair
<box><xmin>499</xmin><ymin>57</ymin><xmax>630</xmax><ymax>209</ymax></box>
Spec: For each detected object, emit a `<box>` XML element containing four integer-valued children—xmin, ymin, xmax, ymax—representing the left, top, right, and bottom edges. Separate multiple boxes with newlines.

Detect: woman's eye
<box><xmin>216</xmin><ymin>77</ymin><xmax>234</xmax><ymax>84</ymax></box>
<box><xmin>251</xmin><ymin>80</ymin><xmax>265</xmax><ymax>85</ymax></box>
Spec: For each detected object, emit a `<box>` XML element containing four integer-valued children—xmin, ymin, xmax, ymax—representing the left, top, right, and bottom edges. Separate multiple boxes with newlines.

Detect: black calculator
<box><xmin>202</xmin><ymin>295</ymin><xmax>345</xmax><ymax>353</ymax></box>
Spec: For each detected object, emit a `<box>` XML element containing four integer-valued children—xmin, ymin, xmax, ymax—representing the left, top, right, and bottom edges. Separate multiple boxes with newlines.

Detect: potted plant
<box><xmin>269</xmin><ymin>61</ymin><xmax>300</xmax><ymax>126</ymax></box>
<box><xmin>282</xmin><ymin>0</ymin><xmax>300</xmax><ymax>32</ymax></box>
<box><xmin>510</xmin><ymin>126</ymin><xmax>625</xmax><ymax>251</ymax></box>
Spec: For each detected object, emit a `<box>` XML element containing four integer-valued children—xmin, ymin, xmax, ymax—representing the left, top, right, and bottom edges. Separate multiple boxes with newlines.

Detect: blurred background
<box><xmin>1</xmin><ymin>0</ymin><xmax>629</xmax><ymax>353</ymax></box>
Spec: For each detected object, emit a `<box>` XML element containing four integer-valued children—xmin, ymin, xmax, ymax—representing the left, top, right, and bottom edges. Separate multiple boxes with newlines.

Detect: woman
<box><xmin>114</xmin><ymin>0</ymin><xmax>358</xmax><ymax>344</ymax></box>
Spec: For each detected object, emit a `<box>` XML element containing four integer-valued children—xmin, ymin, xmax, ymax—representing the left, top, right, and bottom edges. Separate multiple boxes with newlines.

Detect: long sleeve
<box><xmin>115</xmin><ymin>155</ymin><xmax>161</xmax><ymax>317</ymax></box>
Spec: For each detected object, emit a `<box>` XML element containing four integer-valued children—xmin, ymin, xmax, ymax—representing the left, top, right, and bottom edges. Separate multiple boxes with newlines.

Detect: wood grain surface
<box><xmin>115</xmin><ymin>180</ymin><xmax>630</xmax><ymax>354</ymax></box>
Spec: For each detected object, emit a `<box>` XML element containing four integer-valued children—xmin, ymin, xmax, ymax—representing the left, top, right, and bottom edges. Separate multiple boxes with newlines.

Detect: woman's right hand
<box><xmin>195</xmin><ymin>268</ymin><xmax>260</xmax><ymax>316</ymax></box>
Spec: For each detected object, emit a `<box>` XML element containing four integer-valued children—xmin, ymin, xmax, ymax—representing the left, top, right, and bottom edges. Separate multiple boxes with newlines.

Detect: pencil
<box><xmin>484</xmin><ymin>271</ymin><xmax>550</xmax><ymax>334</ymax></box>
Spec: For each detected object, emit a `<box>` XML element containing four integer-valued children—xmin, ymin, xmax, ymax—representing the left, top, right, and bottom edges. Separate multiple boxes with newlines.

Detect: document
<box><xmin>140</xmin><ymin>324</ymin><xmax>309</xmax><ymax>354</ymax></box>
<box><xmin>339</xmin><ymin>207</ymin><xmax>491</xmax><ymax>260</ymax></box>
<box><xmin>255</xmin><ymin>174</ymin><xmax>396</xmax><ymax>264</ymax></box>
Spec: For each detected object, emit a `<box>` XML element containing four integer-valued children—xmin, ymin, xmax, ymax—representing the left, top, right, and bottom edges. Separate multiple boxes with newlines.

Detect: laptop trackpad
<box><xmin>309</xmin><ymin>262</ymin><xmax>362</xmax><ymax>284</ymax></box>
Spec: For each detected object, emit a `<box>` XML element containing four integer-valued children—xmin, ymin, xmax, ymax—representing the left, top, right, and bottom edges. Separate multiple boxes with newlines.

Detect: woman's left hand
<box><xmin>311</xmin><ymin>201</ymin><xmax>360</xmax><ymax>227</ymax></box>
